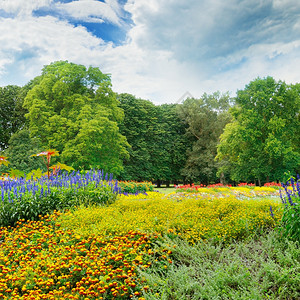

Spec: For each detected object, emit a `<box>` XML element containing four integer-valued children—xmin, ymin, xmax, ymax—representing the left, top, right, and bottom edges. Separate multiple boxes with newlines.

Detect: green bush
<box><xmin>279</xmin><ymin>176</ymin><xmax>300</xmax><ymax>242</ymax></box>
<box><xmin>118</xmin><ymin>181</ymin><xmax>154</xmax><ymax>194</ymax></box>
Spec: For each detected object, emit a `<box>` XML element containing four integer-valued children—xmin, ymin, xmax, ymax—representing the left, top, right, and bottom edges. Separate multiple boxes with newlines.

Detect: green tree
<box><xmin>118</xmin><ymin>95</ymin><xmax>189</xmax><ymax>185</ymax></box>
<box><xmin>118</xmin><ymin>93</ymin><xmax>160</xmax><ymax>181</ymax></box>
<box><xmin>216</xmin><ymin>77</ymin><xmax>300</xmax><ymax>184</ymax></box>
<box><xmin>23</xmin><ymin>61</ymin><xmax>129</xmax><ymax>174</ymax></box>
<box><xmin>0</xmin><ymin>85</ymin><xmax>27</xmax><ymax>150</ymax></box>
<box><xmin>157</xmin><ymin>104</ymin><xmax>190</xmax><ymax>185</ymax></box>
<box><xmin>4</xmin><ymin>129</ymin><xmax>45</xmax><ymax>174</ymax></box>
<box><xmin>177</xmin><ymin>92</ymin><xmax>232</xmax><ymax>184</ymax></box>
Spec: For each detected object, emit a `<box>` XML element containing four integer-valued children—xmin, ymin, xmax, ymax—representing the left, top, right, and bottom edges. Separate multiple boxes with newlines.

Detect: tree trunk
<box><xmin>220</xmin><ymin>172</ymin><xmax>225</xmax><ymax>185</ymax></box>
<box><xmin>156</xmin><ymin>179</ymin><xmax>161</xmax><ymax>188</ymax></box>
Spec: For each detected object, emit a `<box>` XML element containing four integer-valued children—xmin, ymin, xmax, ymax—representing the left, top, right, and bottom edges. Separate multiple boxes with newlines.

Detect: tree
<box><xmin>23</xmin><ymin>61</ymin><xmax>129</xmax><ymax>174</ymax></box>
<box><xmin>4</xmin><ymin>129</ymin><xmax>45</xmax><ymax>174</ymax></box>
<box><xmin>177</xmin><ymin>92</ymin><xmax>232</xmax><ymax>184</ymax></box>
<box><xmin>216</xmin><ymin>77</ymin><xmax>300</xmax><ymax>184</ymax></box>
<box><xmin>157</xmin><ymin>104</ymin><xmax>190</xmax><ymax>185</ymax></box>
<box><xmin>0</xmin><ymin>85</ymin><xmax>27</xmax><ymax>150</ymax></box>
<box><xmin>117</xmin><ymin>93</ymin><xmax>160</xmax><ymax>181</ymax></box>
<box><xmin>118</xmin><ymin>94</ymin><xmax>190</xmax><ymax>185</ymax></box>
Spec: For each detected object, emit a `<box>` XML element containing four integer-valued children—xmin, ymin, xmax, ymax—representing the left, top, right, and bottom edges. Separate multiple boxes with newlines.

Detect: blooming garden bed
<box><xmin>0</xmin><ymin>176</ymin><xmax>299</xmax><ymax>299</ymax></box>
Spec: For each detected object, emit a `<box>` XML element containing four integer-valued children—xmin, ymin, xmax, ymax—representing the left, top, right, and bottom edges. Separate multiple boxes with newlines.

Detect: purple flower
<box><xmin>269</xmin><ymin>205</ymin><xmax>274</xmax><ymax>219</ymax></box>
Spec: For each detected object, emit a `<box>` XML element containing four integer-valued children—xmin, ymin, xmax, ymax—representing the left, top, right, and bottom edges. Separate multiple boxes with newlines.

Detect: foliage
<box><xmin>157</xmin><ymin>104</ymin><xmax>191</xmax><ymax>184</ymax></box>
<box><xmin>59</xmin><ymin>191</ymin><xmax>282</xmax><ymax>243</ymax></box>
<box><xmin>118</xmin><ymin>94</ymin><xmax>190</xmax><ymax>184</ymax></box>
<box><xmin>2</xmin><ymin>129</ymin><xmax>44</xmax><ymax>174</ymax></box>
<box><xmin>0</xmin><ymin>170</ymin><xmax>118</xmax><ymax>227</ymax></box>
<box><xmin>117</xmin><ymin>93</ymin><xmax>164</xmax><ymax>182</ymax></box>
<box><xmin>217</xmin><ymin>77</ymin><xmax>300</xmax><ymax>184</ymax></box>
<box><xmin>0</xmin><ymin>213</ymin><xmax>171</xmax><ymax>299</ymax></box>
<box><xmin>23</xmin><ymin>61</ymin><xmax>129</xmax><ymax>174</ymax></box>
<box><xmin>0</xmin><ymin>85</ymin><xmax>27</xmax><ymax>151</ymax></box>
<box><xmin>279</xmin><ymin>176</ymin><xmax>300</xmax><ymax>242</ymax></box>
<box><xmin>140</xmin><ymin>231</ymin><xmax>300</xmax><ymax>299</ymax></box>
<box><xmin>176</xmin><ymin>92</ymin><xmax>232</xmax><ymax>184</ymax></box>
<box><xmin>118</xmin><ymin>181</ymin><xmax>154</xmax><ymax>194</ymax></box>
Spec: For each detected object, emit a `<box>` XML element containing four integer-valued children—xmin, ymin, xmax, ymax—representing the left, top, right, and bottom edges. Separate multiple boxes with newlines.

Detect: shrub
<box><xmin>279</xmin><ymin>176</ymin><xmax>300</xmax><ymax>242</ymax></box>
<box><xmin>118</xmin><ymin>181</ymin><xmax>154</xmax><ymax>194</ymax></box>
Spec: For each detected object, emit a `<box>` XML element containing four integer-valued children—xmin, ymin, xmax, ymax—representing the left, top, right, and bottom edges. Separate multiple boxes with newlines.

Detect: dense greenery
<box><xmin>0</xmin><ymin>85</ymin><xmax>27</xmax><ymax>151</ymax></box>
<box><xmin>177</xmin><ymin>92</ymin><xmax>232</xmax><ymax>184</ymax></box>
<box><xmin>22</xmin><ymin>61</ymin><xmax>129</xmax><ymax>174</ymax></box>
<box><xmin>141</xmin><ymin>231</ymin><xmax>300</xmax><ymax>299</ymax></box>
<box><xmin>3</xmin><ymin>129</ymin><xmax>45</xmax><ymax>174</ymax></box>
<box><xmin>217</xmin><ymin>77</ymin><xmax>300</xmax><ymax>184</ymax></box>
<box><xmin>279</xmin><ymin>176</ymin><xmax>300</xmax><ymax>241</ymax></box>
<box><xmin>118</xmin><ymin>181</ymin><xmax>154</xmax><ymax>194</ymax></box>
<box><xmin>1</xmin><ymin>61</ymin><xmax>299</xmax><ymax>184</ymax></box>
<box><xmin>118</xmin><ymin>93</ymin><xmax>163</xmax><ymax>181</ymax></box>
<box><xmin>118</xmin><ymin>94</ymin><xmax>189</xmax><ymax>185</ymax></box>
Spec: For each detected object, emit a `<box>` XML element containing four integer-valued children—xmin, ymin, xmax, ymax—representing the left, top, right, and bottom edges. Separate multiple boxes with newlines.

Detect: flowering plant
<box><xmin>31</xmin><ymin>149</ymin><xmax>59</xmax><ymax>179</ymax></box>
<box><xmin>279</xmin><ymin>175</ymin><xmax>300</xmax><ymax>241</ymax></box>
<box><xmin>0</xmin><ymin>155</ymin><xmax>9</xmax><ymax>167</ymax></box>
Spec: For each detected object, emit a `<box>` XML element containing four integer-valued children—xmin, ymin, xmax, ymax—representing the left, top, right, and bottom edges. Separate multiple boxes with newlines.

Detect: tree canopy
<box><xmin>118</xmin><ymin>94</ymin><xmax>190</xmax><ymax>184</ymax></box>
<box><xmin>4</xmin><ymin>129</ymin><xmax>45</xmax><ymax>174</ymax></box>
<box><xmin>23</xmin><ymin>61</ymin><xmax>129</xmax><ymax>174</ymax></box>
<box><xmin>216</xmin><ymin>77</ymin><xmax>300</xmax><ymax>184</ymax></box>
<box><xmin>0</xmin><ymin>85</ymin><xmax>27</xmax><ymax>151</ymax></box>
<box><xmin>1</xmin><ymin>62</ymin><xmax>299</xmax><ymax>184</ymax></box>
<box><xmin>177</xmin><ymin>92</ymin><xmax>232</xmax><ymax>184</ymax></box>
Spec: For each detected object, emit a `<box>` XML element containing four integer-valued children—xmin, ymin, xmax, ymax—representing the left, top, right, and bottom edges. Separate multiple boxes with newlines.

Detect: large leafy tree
<box><xmin>117</xmin><ymin>93</ymin><xmax>161</xmax><ymax>181</ymax></box>
<box><xmin>118</xmin><ymin>94</ymin><xmax>190</xmax><ymax>184</ymax></box>
<box><xmin>0</xmin><ymin>85</ymin><xmax>27</xmax><ymax>150</ymax></box>
<box><xmin>177</xmin><ymin>92</ymin><xmax>232</xmax><ymax>184</ymax></box>
<box><xmin>23</xmin><ymin>61</ymin><xmax>129</xmax><ymax>174</ymax></box>
<box><xmin>157</xmin><ymin>104</ymin><xmax>191</xmax><ymax>185</ymax></box>
<box><xmin>216</xmin><ymin>77</ymin><xmax>300</xmax><ymax>184</ymax></box>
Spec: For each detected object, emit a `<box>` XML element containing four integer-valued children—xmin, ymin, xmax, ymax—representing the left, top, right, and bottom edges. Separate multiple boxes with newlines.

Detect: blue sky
<box><xmin>0</xmin><ymin>0</ymin><xmax>300</xmax><ymax>104</ymax></box>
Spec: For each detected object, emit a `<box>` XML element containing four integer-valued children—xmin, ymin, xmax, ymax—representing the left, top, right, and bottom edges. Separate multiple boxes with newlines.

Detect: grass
<box><xmin>155</xmin><ymin>187</ymin><xmax>176</xmax><ymax>194</ymax></box>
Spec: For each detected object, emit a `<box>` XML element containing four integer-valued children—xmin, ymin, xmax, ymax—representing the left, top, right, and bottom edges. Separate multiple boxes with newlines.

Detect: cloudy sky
<box><xmin>0</xmin><ymin>0</ymin><xmax>300</xmax><ymax>104</ymax></box>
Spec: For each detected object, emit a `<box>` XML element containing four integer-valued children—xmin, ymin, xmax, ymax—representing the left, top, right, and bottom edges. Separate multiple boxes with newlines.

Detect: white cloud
<box><xmin>55</xmin><ymin>0</ymin><xmax>122</xmax><ymax>25</ymax></box>
<box><xmin>0</xmin><ymin>14</ymin><xmax>106</xmax><ymax>82</ymax></box>
<box><xmin>0</xmin><ymin>0</ymin><xmax>300</xmax><ymax>104</ymax></box>
<box><xmin>0</xmin><ymin>0</ymin><xmax>52</xmax><ymax>15</ymax></box>
<box><xmin>118</xmin><ymin>0</ymin><xmax>300</xmax><ymax>101</ymax></box>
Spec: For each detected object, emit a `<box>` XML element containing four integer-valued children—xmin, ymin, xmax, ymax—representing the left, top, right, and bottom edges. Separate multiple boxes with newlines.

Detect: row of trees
<box><xmin>0</xmin><ymin>61</ymin><xmax>299</xmax><ymax>184</ymax></box>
